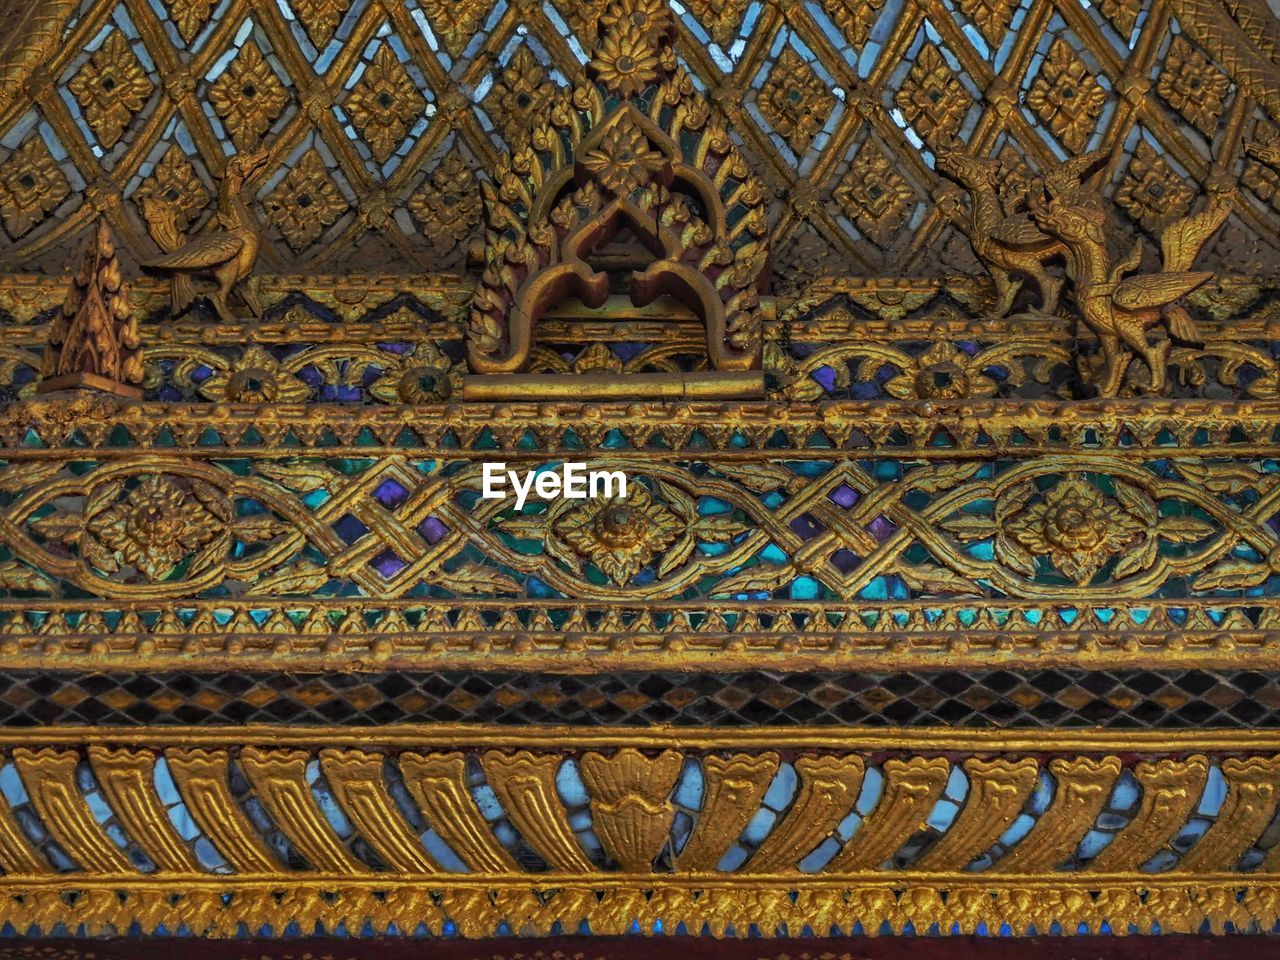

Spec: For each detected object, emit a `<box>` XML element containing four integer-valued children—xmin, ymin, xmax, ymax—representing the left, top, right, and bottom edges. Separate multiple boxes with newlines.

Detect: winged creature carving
<box><xmin>934</xmin><ymin>149</ymin><xmax>1066</xmax><ymax>317</ymax></box>
<box><xmin>141</xmin><ymin>149</ymin><xmax>270</xmax><ymax>322</ymax></box>
<box><xmin>1028</xmin><ymin>153</ymin><xmax>1235</xmax><ymax>396</ymax></box>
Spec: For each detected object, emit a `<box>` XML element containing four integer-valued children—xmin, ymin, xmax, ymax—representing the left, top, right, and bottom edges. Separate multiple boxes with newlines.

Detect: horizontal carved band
<box><xmin>0</xmin><ymin>726</ymin><xmax>1278</xmax><ymax>892</ymax></box>
<box><xmin>0</xmin><ymin>599</ymin><xmax>1272</xmax><ymax>673</ymax></box>
<box><xmin>0</xmin><ymin>278</ymin><xmax>1275</xmax><ymax>404</ymax></box>
<box><xmin>3</xmin><ymin>396</ymin><xmax>1280</xmax><ymax>452</ymax></box>
<box><xmin>0</xmin><ymin>447</ymin><xmax>1275</xmax><ymax>606</ymax></box>
<box><xmin>0</xmin><ymin>877</ymin><xmax>1275</xmax><ymax>937</ymax></box>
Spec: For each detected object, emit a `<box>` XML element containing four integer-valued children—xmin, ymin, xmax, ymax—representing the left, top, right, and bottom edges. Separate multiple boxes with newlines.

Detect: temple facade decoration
<box><xmin>465</xmin><ymin>0</ymin><xmax>769</xmax><ymax>398</ymax></box>
<box><xmin>37</xmin><ymin>218</ymin><xmax>143</xmax><ymax>397</ymax></box>
<box><xmin>0</xmin><ymin>0</ymin><xmax>1275</xmax><ymax>953</ymax></box>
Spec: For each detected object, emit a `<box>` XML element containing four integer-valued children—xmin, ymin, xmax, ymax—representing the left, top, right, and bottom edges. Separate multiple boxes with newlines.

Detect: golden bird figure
<box><xmin>1029</xmin><ymin>159</ymin><xmax>1235</xmax><ymax>396</ymax></box>
<box><xmin>141</xmin><ymin>149</ymin><xmax>270</xmax><ymax>322</ymax></box>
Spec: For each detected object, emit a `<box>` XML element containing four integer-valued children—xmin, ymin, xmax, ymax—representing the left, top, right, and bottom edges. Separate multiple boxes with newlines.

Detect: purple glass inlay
<box><xmin>789</xmin><ymin>513</ymin><xmax>824</xmax><ymax>540</ymax></box>
<box><xmin>613</xmin><ymin>342</ymin><xmax>647</xmax><ymax>361</ymax></box>
<box><xmin>374</xmin><ymin>478</ymin><xmax>410</xmax><ymax>509</ymax></box>
<box><xmin>297</xmin><ymin>365</ymin><xmax>324</xmax><ymax>386</ymax></box>
<box><xmin>867</xmin><ymin>515</ymin><xmax>897</xmax><ymax>541</ymax></box>
<box><xmin>828</xmin><ymin>483</ymin><xmax>859</xmax><ymax>508</ymax></box>
<box><xmin>371</xmin><ymin>549</ymin><xmax>407</xmax><ymax>578</ymax></box>
<box><xmin>418</xmin><ymin>516</ymin><xmax>449</xmax><ymax>544</ymax></box>
<box><xmin>332</xmin><ymin>513</ymin><xmax>370</xmax><ymax>545</ymax></box>
<box><xmin>830</xmin><ymin>548</ymin><xmax>860</xmax><ymax>573</ymax></box>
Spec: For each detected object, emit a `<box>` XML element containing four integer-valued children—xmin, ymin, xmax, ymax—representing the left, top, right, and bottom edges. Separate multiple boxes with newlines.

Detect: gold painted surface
<box><xmin>1089</xmin><ymin>757</ymin><xmax>1210</xmax><ymax>872</ymax></box>
<box><xmin>240</xmin><ymin>746</ymin><xmax>371</xmax><ymax>874</ymax></box>
<box><xmin>398</xmin><ymin>752</ymin><xmax>517</xmax><ymax>873</ymax></box>
<box><xmin>745</xmin><ymin>756</ymin><xmax>865</xmax><ymax>873</ymax></box>
<box><xmin>991</xmin><ymin>757</ymin><xmax>1123</xmax><ymax>873</ymax></box>
<box><xmin>87</xmin><ymin>746</ymin><xmax>199</xmax><ymax>873</ymax></box>
<box><xmin>675</xmin><ymin>752</ymin><xmax>779</xmax><ymax>871</ymax></box>
<box><xmin>164</xmin><ymin>747</ymin><xmax>280</xmax><ymax>874</ymax></box>
<box><xmin>319</xmin><ymin>748</ymin><xmax>440</xmax><ymax>874</ymax></box>
<box><xmin>828</xmin><ymin>757</ymin><xmax>950</xmax><ymax>871</ymax></box>
<box><xmin>0</xmin><ymin>728</ymin><xmax>1272</xmax><ymax>933</ymax></box>
<box><xmin>11</xmin><ymin>747</ymin><xmax>131</xmax><ymax>874</ymax></box>
<box><xmin>0</xmin><ymin>0</ymin><xmax>1277</xmax><ymax>941</ymax></box>
<box><xmin>913</xmin><ymin>758</ymin><xmax>1040</xmax><ymax>871</ymax></box>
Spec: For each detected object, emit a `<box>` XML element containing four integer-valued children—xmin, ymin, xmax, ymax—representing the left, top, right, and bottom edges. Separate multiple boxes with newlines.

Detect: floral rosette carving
<box><xmin>32</xmin><ymin>473</ymin><xmax>232</xmax><ymax>583</ymax></box>
<box><xmin>944</xmin><ymin>471</ymin><xmax>1219</xmax><ymax>589</ymax></box>
<box><xmin>147</xmin><ymin>340</ymin><xmax>465</xmax><ymax>404</ymax></box>
<box><xmin>495</xmin><ymin>473</ymin><xmax>749</xmax><ymax>591</ymax></box>
<box><xmin>997</xmin><ymin>474</ymin><xmax>1151</xmax><ymax>585</ymax></box>
<box><xmin>3</xmin><ymin>461</ymin><xmax>319</xmax><ymax>598</ymax></box>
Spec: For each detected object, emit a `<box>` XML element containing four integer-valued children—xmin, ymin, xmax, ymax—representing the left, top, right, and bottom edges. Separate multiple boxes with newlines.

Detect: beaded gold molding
<box><xmin>0</xmin><ymin>599</ymin><xmax>1272</xmax><ymax>673</ymax></box>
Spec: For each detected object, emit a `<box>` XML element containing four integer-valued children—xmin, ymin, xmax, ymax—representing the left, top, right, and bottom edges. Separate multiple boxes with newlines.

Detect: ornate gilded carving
<box><xmin>1184</xmin><ymin>756</ymin><xmax>1280</xmax><ymax>871</ymax></box>
<box><xmin>67</xmin><ymin>31</ymin><xmax>154</xmax><ymax>150</ymax></box>
<box><xmin>264</xmin><ymin>148</ymin><xmax>349</xmax><ymax>252</ymax></box>
<box><xmin>543</xmin><ymin>484</ymin><xmax>684</xmax><ymax>586</ymax></box>
<box><xmin>240</xmin><ymin>746</ymin><xmax>370</xmax><ymax>873</ymax></box>
<box><xmin>579</xmin><ymin>748</ymin><xmax>682</xmax><ymax>870</ymax></box>
<box><xmin>895</xmin><ymin>45</ymin><xmax>971</xmax><ymax>150</ymax></box>
<box><xmin>467</xmin><ymin>0</ymin><xmax>768</xmax><ymax>389</ymax></box>
<box><xmin>482</xmin><ymin>46</ymin><xmax>559</xmax><ymax>143</ymax></box>
<box><xmin>914</xmin><ymin>758</ymin><xmax>1039</xmax><ymax>871</ymax></box>
<box><xmin>0</xmin><ymin>137</ymin><xmax>71</xmax><ymax>239</ymax></box>
<box><xmin>134</xmin><ymin>146</ymin><xmax>212</xmax><ymax>232</ymax></box>
<box><xmin>345</xmin><ymin>44</ymin><xmax>428</xmax><ymax>164</ymax></box>
<box><xmin>165</xmin><ymin>747</ymin><xmax>279</xmax><ymax>872</ymax></box>
<box><xmin>11</xmin><ymin>747</ymin><xmax>132</xmax><ymax>874</ymax></box>
<box><xmin>479</xmin><ymin>750</ymin><xmax>594</xmax><ymax>872</ymax></box>
<box><xmin>0</xmin><ymin>0</ymin><xmax>1276</xmax><ymax>947</ymax></box>
<box><xmin>834</xmin><ymin>142</ymin><xmax>916</xmax><ymax>248</ymax></box>
<box><xmin>996</xmin><ymin>473</ymin><xmax>1149</xmax><ymax>585</ymax></box>
<box><xmin>747</xmin><ymin>756</ymin><xmax>865</xmax><ymax>872</ymax></box>
<box><xmin>1115</xmin><ymin>141</ymin><xmax>1196</xmax><ymax>233</ymax></box>
<box><xmin>809</xmin><ymin>0</ymin><xmax>881</xmax><ymax>48</ymax></box>
<box><xmin>0</xmin><ymin>1</ymin><xmax>79</xmax><ymax>117</ymax></box>
<box><xmin>1158</xmin><ymin>36</ymin><xmax>1231</xmax><ymax>137</ymax></box>
<box><xmin>992</xmin><ymin>756</ymin><xmax>1122</xmax><ymax>872</ymax></box>
<box><xmin>87</xmin><ymin>746</ymin><xmax>199</xmax><ymax>873</ymax></box>
<box><xmin>38</xmin><ymin>219</ymin><xmax>143</xmax><ymax>398</ymax></box>
<box><xmin>759</xmin><ymin>48</ymin><xmax>835</xmax><ymax>156</ymax></box>
<box><xmin>398</xmin><ymin>752</ymin><xmax>517</xmax><ymax>872</ymax></box>
<box><xmin>42</xmin><ymin>472</ymin><xmax>229</xmax><ymax>582</ymax></box>
<box><xmin>290</xmin><ymin>0</ymin><xmax>354</xmax><ymax>49</ymax></box>
<box><xmin>1089</xmin><ymin>756</ymin><xmax>1209</xmax><ymax>871</ymax></box>
<box><xmin>0</xmin><ymin>732</ymin><xmax>1273</xmax><ymax>936</ymax></box>
<box><xmin>207</xmin><ymin>40</ymin><xmax>290</xmax><ymax>152</ymax></box>
<box><xmin>828</xmin><ymin>757</ymin><xmax>950</xmax><ymax>870</ymax></box>
<box><xmin>142</xmin><ymin>149</ymin><xmax>270</xmax><ymax>321</ymax></box>
<box><xmin>416</xmin><ymin>0</ymin><xmax>488</xmax><ymax>59</ymax></box>
<box><xmin>1025</xmin><ymin>39</ymin><xmax>1107</xmax><ymax>154</ymax></box>
<box><xmin>935</xmin><ymin>150</ymin><xmax>1065</xmax><ymax>316</ymax></box>
<box><xmin>408</xmin><ymin>149</ymin><xmax>481</xmax><ymax>259</ymax></box>
<box><xmin>676</xmin><ymin>753</ymin><xmax>779</xmax><ymax>871</ymax></box>
<box><xmin>319</xmin><ymin>748</ymin><xmax>440</xmax><ymax>873</ymax></box>
<box><xmin>1030</xmin><ymin>150</ymin><xmax>1233</xmax><ymax>396</ymax></box>
<box><xmin>165</xmin><ymin>0</ymin><xmax>215</xmax><ymax>43</ymax></box>
<box><xmin>954</xmin><ymin>0</ymin><xmax>1019</xmax><ymax>47</ymax></box>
